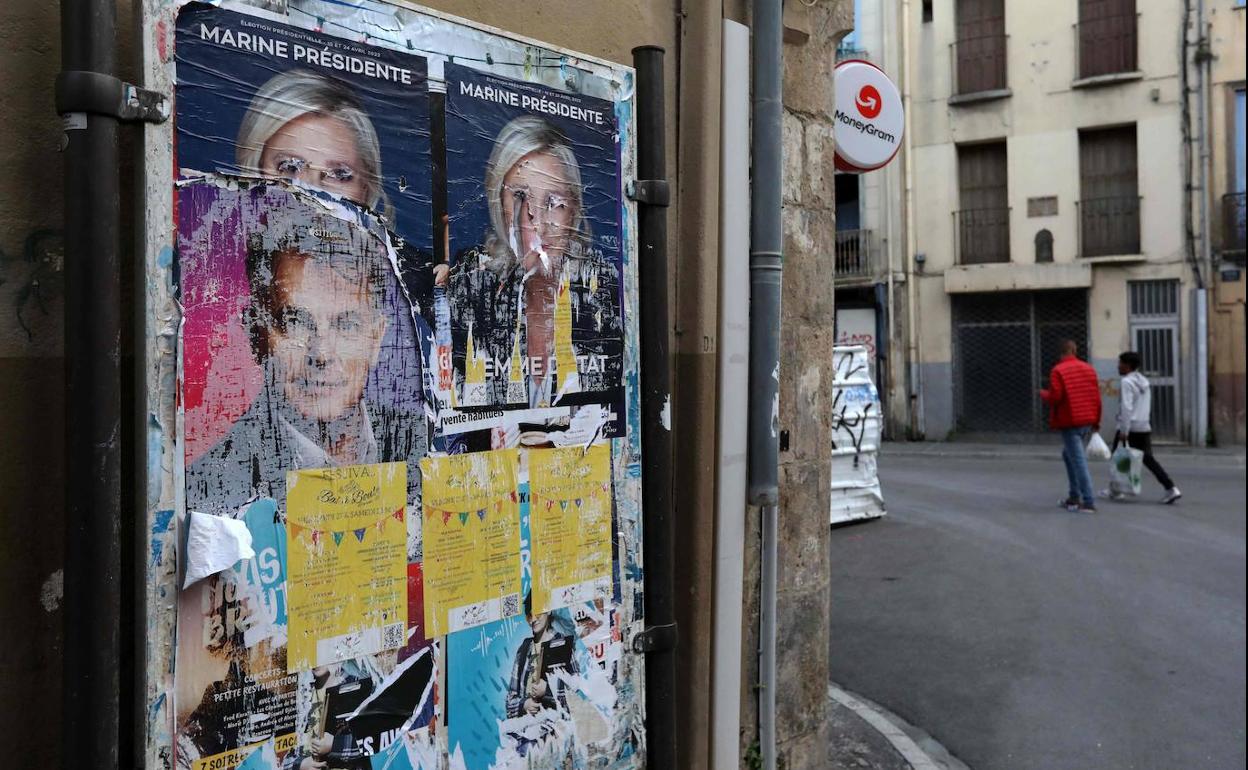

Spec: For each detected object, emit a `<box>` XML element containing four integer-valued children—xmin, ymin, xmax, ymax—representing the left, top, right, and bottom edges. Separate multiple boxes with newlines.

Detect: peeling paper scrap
<box><xmin>182</xmin><ymin>510</ymin><xmax>255</xmax><ymax>588</ymax></box>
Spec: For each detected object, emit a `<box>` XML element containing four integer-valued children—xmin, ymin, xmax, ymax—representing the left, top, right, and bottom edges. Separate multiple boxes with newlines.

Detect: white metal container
<box><xmin>830</xmin><ymin>345</ymin><xmax>886</xmax><ymax>524</ymax></box>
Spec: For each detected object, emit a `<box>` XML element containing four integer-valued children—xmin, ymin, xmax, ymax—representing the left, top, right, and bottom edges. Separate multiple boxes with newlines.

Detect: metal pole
<box><xmin>900</xmin><ymin>0</ymin><xmax>923</xmax><ymax>437</ymax></box>
<box><xmin>1194</xmin><ymin>288</ymin><xmax>1209</xmax><ymax>445</ymax></box>
<box><xmin>60</xmin><ymin>0</ymin><xmax>121</xmax><ymax>765</ymax></box>
<box><xmin>748</xmin><ymin>0</ymin><xmax>783</xmax><ymax>766</ymax></box>
<box><xmin>632</xmin><ymin>45</ymin><xmax>678</xmax><ymax>770</ymax></box>
<box><xmin>1193</xmin><ymin>0</ymin><xmax>1211</xmax><ymax>446</ymax></box>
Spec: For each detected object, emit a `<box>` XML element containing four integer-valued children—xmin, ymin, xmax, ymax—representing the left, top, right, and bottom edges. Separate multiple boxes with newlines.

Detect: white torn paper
<box><xmin>550</xmin><ymin>404</ymin><xmax>610</xmax><ymax>449</ymax></box>
<box><xmin>183</xmin><ymin>510</ymin><xmax>255</xmax><ymax>588</ymax></box>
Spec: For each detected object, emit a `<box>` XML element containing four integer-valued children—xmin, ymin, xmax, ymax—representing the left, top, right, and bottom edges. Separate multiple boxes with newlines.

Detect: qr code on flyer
<box><xmin>501</xmin><ymin>593</ymin><xmax>521</xmax><ymax>619</ymax></box>
<box><xmin>382</xmin><ymin>622</ymin><xmax>405</xmax><ymax>651</ymax></box>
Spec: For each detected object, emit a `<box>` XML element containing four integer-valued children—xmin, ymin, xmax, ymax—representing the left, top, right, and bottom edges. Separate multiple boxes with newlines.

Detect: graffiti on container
<box><xmin>830</xmin><ymin>388</ymin><xmax>874</xmax><ymax>469</ymax></box>
<box><xmin>836</xmin><ymin>331</ymin><xmax>875</xmax><ymax>357</ymax></box>
<box><xmin>834</xmin><ymin>349</ymin><xmax>867</xmax><ymax>382</ymax></box>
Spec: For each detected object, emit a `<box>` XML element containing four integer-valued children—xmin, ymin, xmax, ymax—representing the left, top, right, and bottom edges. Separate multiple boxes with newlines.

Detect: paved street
<box><xmin>829</xmin><ymin>444</ymin><xmax>1247</xmax><ymax>770</ymax></box>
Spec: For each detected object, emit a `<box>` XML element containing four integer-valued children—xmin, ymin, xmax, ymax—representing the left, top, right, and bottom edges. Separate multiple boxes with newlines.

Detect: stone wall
<box><xmin>741</xmin><ymin>1</ymin><xmax>854</xmax><ymax>767</ymax></box>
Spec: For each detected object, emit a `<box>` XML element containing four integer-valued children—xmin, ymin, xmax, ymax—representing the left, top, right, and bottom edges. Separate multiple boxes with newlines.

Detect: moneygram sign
<box><xmin>833</xmin><ymin>59</ymin><xmax>904</xmax><ymax>173</ymax></box>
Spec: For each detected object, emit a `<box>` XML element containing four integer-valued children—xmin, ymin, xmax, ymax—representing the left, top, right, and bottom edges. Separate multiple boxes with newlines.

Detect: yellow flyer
<box><xmin>529</xmin><ymin>443</ymin><xmax>614</xmax><ymax>615</ymax></box>
<box><xmin>285</xmin><ymin>462</ymin><xmax>407</xmax><ymax>672</ymax></box>
<box><xmin>191</xmin><ymin>733</ymin><xmax>297</xmax><ymax>770</ymax></box>
<box><xmin>420</xmin><ymin>449</ymin><xmax>522</xmax><ymax>637</ymax></box>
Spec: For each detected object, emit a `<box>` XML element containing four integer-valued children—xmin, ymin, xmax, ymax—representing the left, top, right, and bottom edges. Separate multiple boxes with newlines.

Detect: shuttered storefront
<box><xmin>953</xmin><ymin>290</ymin><xmax>1090</xmax><ymax>434</ymax></box>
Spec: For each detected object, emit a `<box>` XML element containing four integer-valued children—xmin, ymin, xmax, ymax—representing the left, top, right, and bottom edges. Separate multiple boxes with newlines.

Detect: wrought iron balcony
<box><xmin>951</xmin><ymin>33</ymin><xmax>1008</xmax><ymax>97</ymax></box>
<box><xmin>1223</xmin><ymin>192</ymin><xmax>1246</xmax><ymax>261</ymax></box>
<box><xmin>954</xmin><ymin>207</ymin><xmax>1011</xmax><ymax>265</ymax></box>
<box><xmin>834</xmin><ymin>229</ymin><xmax>876</xmax><ymax>280</ymax></box>
<box><xmin>836</xmin><ymin>44</ymin><xmax>869</xmax><ymax>63</ymax></box>
<box><xmin>1077</xmin><ymin>195</ymin><xmax>1140</xmax><ymax>257</ymax></box>
<box><xmin>1075</xmin><ymin>11</ymin><xmax>1138</xmax><ymax>80</ymax></box>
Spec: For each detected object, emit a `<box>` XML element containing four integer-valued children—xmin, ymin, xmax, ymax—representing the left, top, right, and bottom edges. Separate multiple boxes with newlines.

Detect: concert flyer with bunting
<box><xmin>285</xmin><ymin>462</ymin><xmax>409</xmax><ymax>671</ymax></box>
<box><xmin>419</xmin><ymin>449</ymin><xmax>523</xmax><ymax>637</ymax></box>
<box><xmin>528</xmin><ymin>444</ymin><xmax>614</xmax><ymax>615</ymax></box>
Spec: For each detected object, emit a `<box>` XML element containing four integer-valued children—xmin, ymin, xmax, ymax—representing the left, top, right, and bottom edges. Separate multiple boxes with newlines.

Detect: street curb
<box><xmin>828</xmin><ymin>683</ymin><xmax>970</xmax><ymax>770</ymax></box>
<box><xmin>880</xmin><ymin>442</ymin><xmax>1246</xmax><ymax>466</ymax></box>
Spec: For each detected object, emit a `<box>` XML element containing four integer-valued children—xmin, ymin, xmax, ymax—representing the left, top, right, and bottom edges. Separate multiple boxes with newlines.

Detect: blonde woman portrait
<box><xmin>175</xmin><ymin>4</ymin><xmax>435</xmax><ymax>240</ymax></box>
<box><xmin>439</xmin><ymin>107</ymin><xmax>623</xmax><ymax>451</ymax></box>
<box><xmin>234</xmin><ymin>69</ymin><xmax>393</xmax><ymax>220</ymax></box>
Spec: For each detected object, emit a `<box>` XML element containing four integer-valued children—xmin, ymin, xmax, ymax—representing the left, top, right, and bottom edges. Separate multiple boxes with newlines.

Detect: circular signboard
<box><xmin>833</xmin><ymin>59</ymin><xmax>904</xmax><ymax>173</ymax></box>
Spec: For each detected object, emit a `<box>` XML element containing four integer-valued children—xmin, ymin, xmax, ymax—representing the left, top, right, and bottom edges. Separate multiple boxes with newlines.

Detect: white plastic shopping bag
<box><xmin>1086</xmin><ymin>432</ymin><xmax>1111</xmax><ymax>460</ymax></box>
<box><xmin>1109</xmin><ymin>446</ymin><xmax>1144</xmax><ymax>496</ymax></box>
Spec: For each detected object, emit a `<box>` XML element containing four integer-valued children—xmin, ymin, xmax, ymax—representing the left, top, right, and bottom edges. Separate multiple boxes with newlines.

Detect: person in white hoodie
<box><xmin>1110</xmin><ymin>351</ymin><xmax>1182</xmax><ymax>503</ymax></box>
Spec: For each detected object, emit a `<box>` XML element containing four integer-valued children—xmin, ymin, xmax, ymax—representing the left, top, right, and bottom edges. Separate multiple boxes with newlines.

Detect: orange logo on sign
<box><xmin>856</xmin><ymin>85</ymin><xmax>882</xmax><ymax>119</ymax></box>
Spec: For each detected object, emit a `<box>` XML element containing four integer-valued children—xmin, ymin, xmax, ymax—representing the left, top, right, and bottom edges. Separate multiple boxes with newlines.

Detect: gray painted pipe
<box><xmin>748</xmin><ymin>0</ymin><xmax>783</xmax><ymax>766</ymax></box>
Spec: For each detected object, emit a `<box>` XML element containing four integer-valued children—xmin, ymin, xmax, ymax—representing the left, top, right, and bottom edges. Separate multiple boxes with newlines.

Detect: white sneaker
<box><xmin>1099</xmin><ymin>488</ymin><xmax>1127</xmax><ymax>502</ymax></box>
<box><xmin>1161</xmin><ymin>487</ymin><xmax>1182</xmax><ymax>504</ymax></box>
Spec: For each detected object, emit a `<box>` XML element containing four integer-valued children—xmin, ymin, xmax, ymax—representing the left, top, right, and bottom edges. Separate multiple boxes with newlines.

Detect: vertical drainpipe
<box><xmin>632</xmin><ymin>45</ymin><xmax>678</xmax><ymax>770</ymax></box>
<box><xmin>747</xmin><ymin>0</ymin><xmax>783</xmax><ymax>767</ymax></box>
<box><xmin>1193</xmin><ymin>0</ymin><xmax>1211</xmax><ymax>446</ymax></box>
<box><xmin>60</xmin><ymin>0</ymin><xmax>122</xmax><ymax>765</ymax></box>
<box><xmin>900</xmin><ymin>0</ymin><xmax>921</xmax><ymax>439</ymax></box>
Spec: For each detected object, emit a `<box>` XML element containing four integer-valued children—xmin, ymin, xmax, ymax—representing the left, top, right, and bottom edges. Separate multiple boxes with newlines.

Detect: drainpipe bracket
<box><xmin>626</xmin><ymin>179</ymin><xmax>671</xmax><ymax>207</ymax></box>
<box><xmin>631</xmin><ymin>622</ymin><xmax>678</xmax><ymax>653</ymax></box>
<box><xmin>56</xmin><ymin>70</ymin><xmax>170</xmax><ymax>124</ymax></box>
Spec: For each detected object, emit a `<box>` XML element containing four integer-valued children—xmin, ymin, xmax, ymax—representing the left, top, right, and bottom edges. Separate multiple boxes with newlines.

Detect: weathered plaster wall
<box><xmin>1209</xmin><ymin>1</ymin><xmax>1246</xmax><ymax>445</ymax></box>
<box><xmin>670</xmin><ymin>0</ymin><xmax>724</xmax><ymax>766</ymax></box>
<box><xmin>0</xmin><ymin>3</ymin><xmax>69</xmax><ymax>767</ymax></box>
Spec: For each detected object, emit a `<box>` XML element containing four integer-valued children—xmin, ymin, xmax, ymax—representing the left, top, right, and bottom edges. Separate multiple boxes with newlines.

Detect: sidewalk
<box><xmin>827</xmin><ymin>684</ymin><xmax>969</xmax><ymax>770</ymax></box>
<box><xmin>881</xmin><ymin>439</ymin><xmax>1245</xmax><ymax>465</ymax></box>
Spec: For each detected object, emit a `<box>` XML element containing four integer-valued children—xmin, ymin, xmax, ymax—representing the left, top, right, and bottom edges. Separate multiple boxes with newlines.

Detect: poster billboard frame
<box><xmin>135</xmin><ymin>1</ymin><xmax>645</xmax><ymax>766</ymax></box>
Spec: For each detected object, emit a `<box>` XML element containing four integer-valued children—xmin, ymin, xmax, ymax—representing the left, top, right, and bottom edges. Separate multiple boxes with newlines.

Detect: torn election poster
<box><xmin>154</xmin><ymin>3</ymin><xmax>647</xmax><ymax>769</ymax></box>
<box><xmin>179</xmin><ymin>177</ymin><xmax>429</xmax><ymax>517</ymax></box>
<box><xmin>174</xmin><ymin>177</ymin><xmax>428</xmax><ymax>768</ymax></box>
<box><xmin>174</xmin><ymin>3</ymin><xmax>431</xmax><ymax>248</ymax></box>
<box><xmin>417</xmin><ymin>63</ymin><xmax>624</xmax><ymax>447</ymax></box>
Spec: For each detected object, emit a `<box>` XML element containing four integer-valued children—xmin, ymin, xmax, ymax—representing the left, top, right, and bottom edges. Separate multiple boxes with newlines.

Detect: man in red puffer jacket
<box><xmin>1039</xmin><ymin>339</ymin><xmax>1103</xmax><ymax>513</ymax></box>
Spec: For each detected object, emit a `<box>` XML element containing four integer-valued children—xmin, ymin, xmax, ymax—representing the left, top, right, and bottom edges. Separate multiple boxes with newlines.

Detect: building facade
<box><xmin>832</xmin><ymin>0</ymin><xmax>913</xmax><ymax>440</ymax></box>
<box><xmin>1208</xmin><ymin>0</ymin><xmax>1246</xmax><ymax>444</ymax></box>
<box><xmin>844</xmin><ymin>0</ymin><xmax>1247</xmax><ymax>443</ymax></box>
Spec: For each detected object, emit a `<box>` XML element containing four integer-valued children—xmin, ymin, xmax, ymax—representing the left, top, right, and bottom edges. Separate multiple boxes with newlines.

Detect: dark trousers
<box><xmin>1125</xmin><ymin>432</ymin><xmax>1176</xmax><ymax>490</ymax></box>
